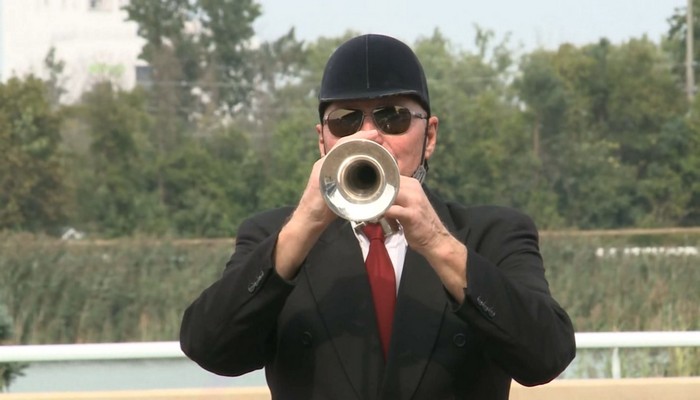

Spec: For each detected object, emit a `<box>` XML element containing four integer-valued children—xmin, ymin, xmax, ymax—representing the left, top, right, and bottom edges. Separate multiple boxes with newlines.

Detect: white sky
<box><xmin>254</xmin><ymin>0</ymin><xmax>687</xmax><ymax>52</ymax></box>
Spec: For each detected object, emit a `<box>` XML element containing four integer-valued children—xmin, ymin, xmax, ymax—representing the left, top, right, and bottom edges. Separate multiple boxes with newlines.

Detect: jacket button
<box><xmin>301</xmin><ymin>331</ymin><xmax>313</xmax><ymax>347</ymax></box>
<box><xmin>453</xmin><ymin>333</ymin><xmax>466</xmax><ymax>348</ymax></box>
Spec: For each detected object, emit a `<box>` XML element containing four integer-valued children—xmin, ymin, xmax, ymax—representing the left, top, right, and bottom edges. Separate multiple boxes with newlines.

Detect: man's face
<box><xmin>316</xmin><ymin>96</ymin><xmax>438</xmax><ymax>177</ymax></box>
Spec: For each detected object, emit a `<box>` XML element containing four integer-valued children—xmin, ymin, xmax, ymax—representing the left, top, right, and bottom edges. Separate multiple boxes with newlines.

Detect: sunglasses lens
<box><xmin>326</xmin><ymin>106</ymin><xmax>415</xmax><ymax>137</ymax></box>
<box><xmin>373</xmin><ymin>106</ymin><xmax>412</xmax><ymax>134</ymax></box>
<box><xmin>327</xmin><ymin>109</ymin><xmax>363</xmax><ymax>137</ymax></box>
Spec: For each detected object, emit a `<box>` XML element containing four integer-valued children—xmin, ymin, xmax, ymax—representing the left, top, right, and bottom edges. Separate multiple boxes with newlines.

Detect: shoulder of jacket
<box><xmin>423</xmin><ymin>186</ymin><xmax>533</xmax><ymax>230</ymax></box>
<box><xmin>238</xmin><ymin>206</ymin><xmax>295</xmax><ymax>234</ymax></box>
<box><xmin>448</xmin><ymin>203</ymin><xmax>536</xmax><ymax>231</ymax></box>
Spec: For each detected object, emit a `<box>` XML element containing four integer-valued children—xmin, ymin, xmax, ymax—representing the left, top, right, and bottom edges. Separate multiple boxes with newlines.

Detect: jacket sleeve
<box><xmin>179</xmin><ymin>210</ymin><xmax>295</xmax><ymax>376</ymax></box>
<box><xmin>453</xmin><ymin>206</ymin><xmax>576</xmax><ymax>386</ymax></box>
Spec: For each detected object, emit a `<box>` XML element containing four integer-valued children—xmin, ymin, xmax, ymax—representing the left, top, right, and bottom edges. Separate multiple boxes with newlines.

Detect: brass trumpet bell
<box><xmin>319</xmin><ymin>139</ymin><xmax>400</xmax><ymax>223</ymax></box>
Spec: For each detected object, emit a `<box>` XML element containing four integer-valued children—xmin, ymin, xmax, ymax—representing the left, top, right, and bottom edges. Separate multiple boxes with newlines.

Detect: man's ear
<box><xmin>316</xmin><ymin>123</ymin><xmax>326</xmax><ymax>156</ymax></box>
<box><xmin>424</xmin><ymin>116</ymin><xmax>439</xmax><ymax>160</ymax></box>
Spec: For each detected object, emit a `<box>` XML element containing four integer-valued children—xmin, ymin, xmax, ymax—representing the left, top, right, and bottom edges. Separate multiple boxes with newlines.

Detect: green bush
<box><xmin>0</xmin><ymin>300</ymin><xmax>27</xmax><ymax>391</ymax></box>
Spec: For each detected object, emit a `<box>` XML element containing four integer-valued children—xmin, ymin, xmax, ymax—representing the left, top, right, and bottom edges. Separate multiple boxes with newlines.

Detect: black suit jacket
<box><xmin>180</xmin><ymin>188</ymin><xmax>576</xmax><ymax>400</ymax></box>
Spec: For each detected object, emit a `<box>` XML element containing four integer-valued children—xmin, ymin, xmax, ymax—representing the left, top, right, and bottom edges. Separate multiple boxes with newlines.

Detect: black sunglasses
<box><xmin>323</xmin><ymin>105</ymin><xmax>427</xmax><ymax>137</ymax></box>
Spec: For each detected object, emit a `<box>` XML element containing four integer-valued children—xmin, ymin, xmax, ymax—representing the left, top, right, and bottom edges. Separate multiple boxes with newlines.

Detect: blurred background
<box><xmin>0</xmin><ymin>0</ymin><xmax>698</xmax><ymax>393</ymax></box>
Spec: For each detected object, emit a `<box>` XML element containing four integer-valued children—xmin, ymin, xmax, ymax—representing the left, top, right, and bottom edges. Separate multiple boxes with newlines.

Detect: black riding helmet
<box><xmin>318</xmin><ymin>34</ymin><xmax>431</xmax><ymax>122</ymax></box>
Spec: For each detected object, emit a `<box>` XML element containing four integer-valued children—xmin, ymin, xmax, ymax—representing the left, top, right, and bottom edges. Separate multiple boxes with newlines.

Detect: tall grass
<box><xmin>540</xmin><ymin>232</ymin><xmax>700</xmax><ymax>377</ymax></box>
<box><xmin>0</xmin><ymin>231</ymin><xmax>698</xmax><ymax>376</ymax></box>
<box><xmin>541</xmin><ymin>233</ymin><xmax>699</xmax><ymax>332</ymax></box>
<box><xmin>0</xmin><ymin>233</ymin><xmax>231</xmax><ymax>343</ymax></box>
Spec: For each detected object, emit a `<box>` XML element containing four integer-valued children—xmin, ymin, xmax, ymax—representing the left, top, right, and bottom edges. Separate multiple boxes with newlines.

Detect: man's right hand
<box><xmin>274</xmin><ymin>157</ymin><xmax>337</xmax><ymax>280</ymax></box>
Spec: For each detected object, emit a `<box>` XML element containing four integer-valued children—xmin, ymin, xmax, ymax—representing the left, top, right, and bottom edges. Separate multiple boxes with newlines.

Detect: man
<box><xmin>180</xmin><ymin>34</ymin><xmax>576</xmax><ymax>400</ymax></box>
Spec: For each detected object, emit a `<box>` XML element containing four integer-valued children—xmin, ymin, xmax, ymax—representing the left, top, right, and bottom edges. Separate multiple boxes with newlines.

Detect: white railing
<box><xmin>0</xmin><ymin>341</ymin><xmax>182</xmax><ymax>362</ymax></box>
<box><xmin>575</xmin><ymin>331</ymin><xmax>700</xmax><ymax>378</ymax></box>
<box><xmin>1</xmin><ymin>332</ymin><xmax>700</xmax><ymax>379</ymax></box>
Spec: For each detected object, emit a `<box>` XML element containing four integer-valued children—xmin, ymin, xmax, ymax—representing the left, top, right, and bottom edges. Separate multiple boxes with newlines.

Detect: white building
<box><xmin>0</xmin><ymin>0</ymin><xmax>145</xmax><ymax>102</ymax></box>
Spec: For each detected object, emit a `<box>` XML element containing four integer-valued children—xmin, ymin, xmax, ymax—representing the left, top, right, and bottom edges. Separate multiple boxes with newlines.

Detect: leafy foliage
<box><xmin>124</xmin><ymin>0</ymin><xmax>261</xmax><ymax>114</ymax></box>
<box><xmin>0</xmin><ymin>3</ymin><xmax>699</xmax><ymax>236</ymax></box>
<box><xmin>514</xmin><ymin>39</ymin><xmax>690</xmax><ymax>228</ymax></box>
<box><xmin>0</xmin><ymin>77</ymin><xmax>67</xmax><ymax>232</ymax></box>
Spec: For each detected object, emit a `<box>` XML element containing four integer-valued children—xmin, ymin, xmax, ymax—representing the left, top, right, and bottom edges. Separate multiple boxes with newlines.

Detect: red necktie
<box><xmin>362</xmin><ymin>223</ymin><xmax>397</xmax><ymax>359</ymax></box>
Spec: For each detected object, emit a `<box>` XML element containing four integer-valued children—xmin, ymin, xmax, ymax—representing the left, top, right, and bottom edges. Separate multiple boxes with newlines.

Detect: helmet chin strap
<box><xmin>412</xmin><ymin>163</ymin><xmax>427</xmax><ymax>183</ymax></box>
<box><xmin>411</xmin><ymin>124</ymin><xmax>430</xmax><ymax>184</ymax></box>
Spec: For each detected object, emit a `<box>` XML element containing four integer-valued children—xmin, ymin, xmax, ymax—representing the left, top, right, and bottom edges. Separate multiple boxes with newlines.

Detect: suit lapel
<box><xmin>305</xmin><ymin>219</ymin><xmax>384</xmax><ymax>400</ymax></box>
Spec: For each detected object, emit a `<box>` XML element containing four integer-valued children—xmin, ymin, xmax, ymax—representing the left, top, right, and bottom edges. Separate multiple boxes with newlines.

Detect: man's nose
<box><xmin>360</xmin><ymin>113</ymin><xmax>378</xmax><ymax>132</ymax></box>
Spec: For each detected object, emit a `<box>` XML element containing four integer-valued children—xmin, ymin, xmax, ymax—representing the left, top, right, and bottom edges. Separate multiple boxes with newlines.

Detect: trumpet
<box><xmin>319</xmin><ymin>139</ymin><xmax>399</xmax><ymax>230</ymax></box>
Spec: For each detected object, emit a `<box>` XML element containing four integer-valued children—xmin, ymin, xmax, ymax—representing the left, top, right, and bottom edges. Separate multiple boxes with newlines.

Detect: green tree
<box><xmin>231</xmin><ymin>29</ymin><xmax>312</xmax><ymax>183</ymax></box>
<box><xmin>123</xmin><ymin>0</ymin><xmax>270</xmax><ymax>235</ymax></box>
<box><xmin>606</xmin><ymin>39</ymin><xmax>687</xmax><ymax>226</ymax></box>
<box><xmin>515</xmin><ymin>38</ymin><xmax>687</xmax><ymax>228</ymax></box>
<box><xmin>242</xmin><ymin>32</ymin><xmax>351</xmax><ymax>211</ymax></box>
<box><xmin>124</xmin><ymin>0</ymin><xmax>262</xmax><ymax>115</ymax></box>
<box><xmin>43</xmin><ymin>47</ymin><xmax>66</xmax><ymax>108</ymax></box>
<box><xmin>516</xmin><ymin>43</ymin><xmax>636</xmax><ymax>228</ymax></box>
<box><xmin>0</xmin><ymin>77</ymin><xmax>67</xmax><ymax>232</ymax></box>
<box><xmin>256</xmin><ymin>113</ymin><xmax>319</xmax><ymax>210</ymax></box>
<box><xmin>159</xmin><ymin>126</ymin><xmax>261</xmax><ymax>237</ymax></box>
<box><xmin>678</xmin><ymin>99</ymin><xmax>700</xmax><ymax>225</ymax></box>
<box><xmin>70</xmin><ymin>82</ymin><xmax>159</xmax><ymax>236</ymax></box>
<box><xmin>412</xmin><ymin>30</ymin><xmax>561</xmax><ymax>225</ymax></box>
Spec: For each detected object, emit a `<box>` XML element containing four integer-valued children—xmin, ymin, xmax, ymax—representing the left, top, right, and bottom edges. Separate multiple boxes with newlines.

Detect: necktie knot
<box><xmin>362</xmin><ymin>223</ymin><xmax>385</xmax><ymax>242</ymax></box>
